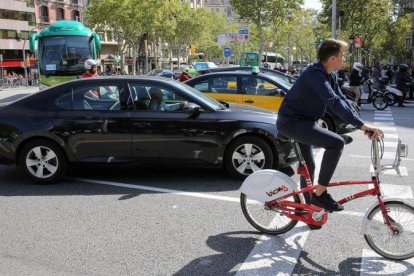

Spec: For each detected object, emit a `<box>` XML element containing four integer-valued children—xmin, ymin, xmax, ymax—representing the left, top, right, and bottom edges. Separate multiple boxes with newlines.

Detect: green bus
<box><xmin>239</xmin><ymin>52</ymin><xmax>260</xmax><ymax>67</ymax></box>
<box><xmin>29</xmin><ymin>20</ymin><xmax>101</xmax><ymax>88</ymax></box>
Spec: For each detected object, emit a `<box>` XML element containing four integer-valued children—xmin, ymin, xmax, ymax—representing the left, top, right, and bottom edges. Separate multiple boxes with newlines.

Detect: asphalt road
<box><xmin>0</xmin><ymin>88</ymin><xmax>413</xmax><ymax>275</ymax></box>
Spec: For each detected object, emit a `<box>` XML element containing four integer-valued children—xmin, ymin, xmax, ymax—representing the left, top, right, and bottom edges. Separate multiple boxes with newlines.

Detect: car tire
<box><xmin>19</xmin><ymin>139</ymin><xmax>67</xmax><ymax>184</ymax></box>
<box><xmin>224</xmin><ymin>136</ymin><xmax>274</xmax><ymax>179</ymax></box>
<box><xmin>318</xmin><ymin>116</ymin><xmax>334</xmax><ymax>132</ymax></box>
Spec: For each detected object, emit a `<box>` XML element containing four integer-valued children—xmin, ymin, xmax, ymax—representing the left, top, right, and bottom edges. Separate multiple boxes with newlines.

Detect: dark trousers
<box><xmin>277</xmin><ymin>120</ymin><xmax>345</xmax><ymax>203</ymax></box>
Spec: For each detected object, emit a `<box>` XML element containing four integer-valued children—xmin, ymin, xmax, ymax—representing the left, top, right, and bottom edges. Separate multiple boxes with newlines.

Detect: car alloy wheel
<box><xmin>26</xmin><ymin>146</ymin><xmax>58</xmax><ymax>179</ymax></box>
<box><xmin>317</xmin><ymin>116</ymin><xmax>334</xmax><ymax>132</ymax></box>
<box><xmin>225</xmin><ymin>136</ymin><xmax>273</xmax><ymax>179</ymax></box>
<box><xmin>20</xmin><ymin>139</ymin><xmax>67</xmax><ymax>183</ymax></box>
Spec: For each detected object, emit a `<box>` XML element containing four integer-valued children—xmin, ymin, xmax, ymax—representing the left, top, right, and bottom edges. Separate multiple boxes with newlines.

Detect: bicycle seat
<box><xmin>340</xmin><ymin>134</ymin><xmax>353</xmax><ymax>145</ymax></box>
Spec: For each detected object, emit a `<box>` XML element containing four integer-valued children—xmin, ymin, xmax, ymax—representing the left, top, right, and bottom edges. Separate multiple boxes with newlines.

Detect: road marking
<box><xmin>360</xmin><ymin>249</ymin><xmax>414</xmax><ymax>275</ymax></box>
<box><xmin>370</xmin><ymin>165</ymin><xmax>408</xmax><ymax>176</ymax></box>
<box><xmin>234</xmin><ymin>224</ymin><xmax>309</xmax><ymax>276</ymax></box>
<box><xmin>384</xmin><ymin>134</ymin><xmax>399</xmax><ymax>139</ymax></box>
<box><xmin>72</xmin><ymin>178</ymin><xmax>241</xmax><ymax>202</ymax></box>
<box><xmin>368</xmin><ymin>184</ymin><xmax>413</xmax><ymax>199</ymax></box>
<box><xmin>374</xmin><ymin>117</ymin><xmax>394</xmax><ymax>121</ymax></box>
<box><xmin>384</xmin><ymin>142</ymin><xmax>398</xmax><ymax>148</ymax></box>
<box><xmin>374</xmin><ymin>113</ymin><xmax>393</xmax><ymax>117</ymax></box>
<box><xmin>378</xmin><ymin>127</ymin><xmax>397</xmax><ymax>131</ymax></box>
<box><xmin>374</xmin><ymin>122</ymin><xmax>395</xmax><ymax>126</ymax></box>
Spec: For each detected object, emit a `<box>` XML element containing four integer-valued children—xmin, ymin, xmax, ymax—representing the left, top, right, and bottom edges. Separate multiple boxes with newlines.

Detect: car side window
<box><xmin>242</xmin><ymin>77</ymin><xmax>278</xmax><ymax>96</ymax></box>
<box><xmin>129</xmin><ymin>83</ymin><xmax>194</xmax><ymax>112</ymax></box>
<box><xmin>55</xmin><ymin>84</ymin><xmax>123</xmax><ymax>111</ymax></box>
<box><xmin>209</xmin><ymin>76</ymin><xmax>237</xmax><ymax>94</ymax></box>
<box><xmin>193</xmin><ymin>80</ymin><xmax>209</xmax><ymax>92</ymax></box>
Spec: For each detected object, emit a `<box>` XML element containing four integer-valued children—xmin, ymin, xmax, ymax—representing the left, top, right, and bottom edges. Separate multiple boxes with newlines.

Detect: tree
<box><xmin>230</xmin><ymin>0</ymin><xmax>302</xmax><ymax>57</ymax></box>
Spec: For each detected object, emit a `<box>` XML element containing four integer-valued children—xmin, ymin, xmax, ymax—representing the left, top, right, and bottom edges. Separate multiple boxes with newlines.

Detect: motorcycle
<box><xmin>340</xmin><ymin>78</ymin><xmax>390</xmax><ymax>110</ymax></box>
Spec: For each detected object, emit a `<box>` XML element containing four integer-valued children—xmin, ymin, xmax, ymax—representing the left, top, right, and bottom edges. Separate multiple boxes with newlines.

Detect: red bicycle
<box><xmin>240</xmin><ymin>135</ymin><xmax>414</xmax><ymax>260</ymax></box>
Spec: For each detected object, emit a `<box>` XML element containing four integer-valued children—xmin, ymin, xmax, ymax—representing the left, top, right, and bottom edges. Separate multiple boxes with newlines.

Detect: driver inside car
<box><xmin>148</xmin><ymin>87</ymin><xmax>184</xmax><ymax>112</ymax></box>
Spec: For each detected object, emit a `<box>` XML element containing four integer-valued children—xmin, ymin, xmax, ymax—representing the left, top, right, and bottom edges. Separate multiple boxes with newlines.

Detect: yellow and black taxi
<box><xmin>185</xmin><ymin>70</ymin><xmax>354</xmax><ymax>134</ymax></box>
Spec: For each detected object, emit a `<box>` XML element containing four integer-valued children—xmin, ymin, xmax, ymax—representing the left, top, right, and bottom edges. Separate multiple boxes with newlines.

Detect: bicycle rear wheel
<box><xmin>364</xmin><ymin>201</ymin><xmax>414</xmax><ymax>260</ymax></box>
<box><xmin>240</xmin><ymin>193</ymin><xmax>300</xmax><ymax>235</ymax></box>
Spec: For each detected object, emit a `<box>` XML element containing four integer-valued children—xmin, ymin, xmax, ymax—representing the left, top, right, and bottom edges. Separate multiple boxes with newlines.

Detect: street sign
<box><xmin>224</xmin><ymin>47</ymin><xmax>231</xmax><ymax>58</ymax></box>
<box><xmin>239</xmin><ymin>27</ymin><xmax>248</xmax><ymax>35</ymax></box>
<box><xmin>218</xmin><ymin>34</ymin><xmax>226</xmax><ymax>46</ymax></box>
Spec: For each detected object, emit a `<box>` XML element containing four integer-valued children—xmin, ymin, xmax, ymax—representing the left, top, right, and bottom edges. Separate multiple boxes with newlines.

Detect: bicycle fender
<box><xmin>360</xmin><ymin>197</ymin><xmax>413</xmax><ymax>235</ymax></box>
<box><xmin>239</xmin><ymin>169</ymin><xmax>297</xmax><ymax>203</ymax></box>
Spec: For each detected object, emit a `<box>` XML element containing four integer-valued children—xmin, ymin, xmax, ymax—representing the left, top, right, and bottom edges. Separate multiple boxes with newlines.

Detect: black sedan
<box><xmin>0</xmin><ymin>76</ymin><xmax>296</xmax><ymax>183</ymax></box>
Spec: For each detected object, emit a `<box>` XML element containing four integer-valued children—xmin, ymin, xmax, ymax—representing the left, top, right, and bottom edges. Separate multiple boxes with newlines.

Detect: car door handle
<box><xmin>244</xmin><ymin>100</ymin><xmax>254</xmax><ymax>103</ymax></box>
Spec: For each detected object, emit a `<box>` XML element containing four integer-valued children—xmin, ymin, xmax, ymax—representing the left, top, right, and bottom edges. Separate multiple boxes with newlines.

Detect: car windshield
<box><xmin>179</xmin><ymin>82</ymin><xmax>226</xmax><ymax>110</ymax></box>
<box><xmin>39</xmin><ymin>36</ymin><xmax>92</xmax><ymax>76</ymax></box>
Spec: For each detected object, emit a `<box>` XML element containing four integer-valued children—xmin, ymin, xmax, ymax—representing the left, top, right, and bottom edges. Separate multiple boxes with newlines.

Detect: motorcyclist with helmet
<box><xmin>395</xmin><ymin>63</ymin><xmax>412</xmax><ymax>107</ymax></box>
<box><xmin>349</xmin><ymin>62</ymin><xmax>364</xmax><ymax>107</ymax></box>
<box><xmin>81</xmin><ymin>59</ymin><xmax>99</xmax><ymax>78</ymax></box>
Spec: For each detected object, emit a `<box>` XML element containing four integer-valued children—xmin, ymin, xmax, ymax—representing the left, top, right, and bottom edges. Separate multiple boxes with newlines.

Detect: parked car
<box><xmin>194</xmin><ymin>62</ymin><xmax>218</xmax><ymax>71</ymax></box>
<box><xmin>185</xmin><ymin>71</ymin><xmax>356</xmax><ymax>134</ymax></box>
<box><xmin>0</xmin><ymin>76</ymin><xmax>296</xmax><ymax>183</ymax></box>
<box><xmin>147</xmin><ymin>69</ymin><xmax>174</xmax><ymax>78</ymax></box>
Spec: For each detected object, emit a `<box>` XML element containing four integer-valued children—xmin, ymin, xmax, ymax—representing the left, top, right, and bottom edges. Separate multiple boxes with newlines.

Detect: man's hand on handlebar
<box><xmin>361</xmin><ymin>124</ymin><xmax>383</xmax><ymax>140</ymax></box>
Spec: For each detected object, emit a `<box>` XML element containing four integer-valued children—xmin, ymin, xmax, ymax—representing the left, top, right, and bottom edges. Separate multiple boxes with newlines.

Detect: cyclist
<box><xmin>276</xmin><ymin>38</ymin><xmax>382</xmax><ymax>212</ymax></box>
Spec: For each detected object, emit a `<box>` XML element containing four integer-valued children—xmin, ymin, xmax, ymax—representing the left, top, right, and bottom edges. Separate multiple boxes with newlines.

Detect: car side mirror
<box><xmin>184</xmin><ymin>102</ymin><xmax>201</xmax><ymax>118</ymax></box>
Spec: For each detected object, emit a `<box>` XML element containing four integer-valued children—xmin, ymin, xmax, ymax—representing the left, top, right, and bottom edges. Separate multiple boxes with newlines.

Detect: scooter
<box><xmin>341</xmin><ymin>78</ymin><xmax>390</xmax><ymax>110</ymax></box>
<box><xmin>377</xmin><ymin>76</ymin><xmax>404</xmax><ymax>106</ymax></box>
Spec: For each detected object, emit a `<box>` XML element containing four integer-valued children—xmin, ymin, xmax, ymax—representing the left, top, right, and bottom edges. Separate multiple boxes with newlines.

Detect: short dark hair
<box><xmin>317</xmin><ymin>39</ymin><xmax>348</xmax><ymax>62</ymax></box>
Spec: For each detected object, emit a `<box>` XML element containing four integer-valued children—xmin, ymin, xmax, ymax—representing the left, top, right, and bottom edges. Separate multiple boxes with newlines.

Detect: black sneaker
<box><xmin>311</xmin><ymin>191</ymin><xmax>344</xmax><ymax>212</ymax></box>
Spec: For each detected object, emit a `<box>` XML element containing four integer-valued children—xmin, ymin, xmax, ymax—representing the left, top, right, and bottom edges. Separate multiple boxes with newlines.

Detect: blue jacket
<box><xmin>277</xmin><ymin>62</ymin><xmax>364</xmax><ymax>129</ymax></box>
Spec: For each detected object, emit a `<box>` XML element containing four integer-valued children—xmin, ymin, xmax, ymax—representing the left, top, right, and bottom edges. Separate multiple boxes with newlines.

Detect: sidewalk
<box><xmin>0</xmin><ymin>86</ymin><xmax>39</xmax><ymax>103</ymax></box>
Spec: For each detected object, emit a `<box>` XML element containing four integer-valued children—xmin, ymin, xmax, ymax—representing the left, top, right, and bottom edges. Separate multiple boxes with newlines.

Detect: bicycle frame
<box><xmin>264</xmin><ymin>140</ymin><xmax>400</xmax><ymax>233</ymax></box>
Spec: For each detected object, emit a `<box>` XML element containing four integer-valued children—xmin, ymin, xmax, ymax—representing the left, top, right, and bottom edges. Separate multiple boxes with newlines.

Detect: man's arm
<box><xmin>310</xmin><ymin>70</ymin><xmax>364</xmax><ymax>129</ymax></box>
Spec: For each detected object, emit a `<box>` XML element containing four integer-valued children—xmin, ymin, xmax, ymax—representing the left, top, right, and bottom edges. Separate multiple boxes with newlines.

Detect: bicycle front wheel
<box><xmin>364</xmin><ymin>201</ymin><xmax>414</xmax><ymax>260</ymax></box>
<box><xmin>240</xmin><ymin>193</ymin><xmax>300</xmax><ymax>235</ymax></box>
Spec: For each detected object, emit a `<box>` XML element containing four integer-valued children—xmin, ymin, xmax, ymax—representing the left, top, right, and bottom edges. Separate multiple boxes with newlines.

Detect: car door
<box><xmin>52</xmin><ymin>80</ymin><xmax>132</xmax><ymax>162</ymax></box>
<box><xmin>241</xmin><ymin>76</ymin><xmax>285</xmax><ymax>111</ymax></box>
<box><xmin>127</xmin><ymin>81</ymin><xmax>219</xmax><ymax>165</ymax></box>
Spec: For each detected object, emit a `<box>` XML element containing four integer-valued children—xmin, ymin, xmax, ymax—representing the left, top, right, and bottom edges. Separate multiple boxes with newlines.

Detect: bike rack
<box><xmin>372</xmin><ymin>138</ymin><xmax>408</xmax><ymax>177</ymax></box>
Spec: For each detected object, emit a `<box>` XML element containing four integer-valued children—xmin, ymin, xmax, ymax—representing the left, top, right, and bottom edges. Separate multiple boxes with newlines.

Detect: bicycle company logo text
<box><xmin>266</xmin><ymin>185</ymin><xmax>289</xmax><ymax>196</ymax></box>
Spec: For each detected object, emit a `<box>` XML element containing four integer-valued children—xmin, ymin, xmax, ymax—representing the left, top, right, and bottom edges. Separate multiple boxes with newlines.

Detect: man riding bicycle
<box><xmin>276</xmin><ymin>39</ymin><xmax>382</xmax><ymax>212</ymax></box>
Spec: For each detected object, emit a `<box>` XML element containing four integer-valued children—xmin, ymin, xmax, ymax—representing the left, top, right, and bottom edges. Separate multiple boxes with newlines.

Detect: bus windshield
<box><xmin>40</xmin><ymin>36</ymin><xmax>92</xmax><ymax>76</ymax></box>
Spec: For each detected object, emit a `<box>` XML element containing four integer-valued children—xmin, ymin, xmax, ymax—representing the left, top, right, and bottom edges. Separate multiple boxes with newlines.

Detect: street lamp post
<box><xmin>22</xmin><ymin>27</ymin><xmax>37</xmax><ymax>87</ymax></box>
<box><xmin>332</xmin><ymin>0</ymin><xmax>337</xmax><ymax>39</ymax></box>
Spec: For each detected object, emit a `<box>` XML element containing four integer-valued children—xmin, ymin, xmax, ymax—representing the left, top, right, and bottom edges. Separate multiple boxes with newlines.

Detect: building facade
<box><xmin>33</xmin><ymin>0</ymin><xmax>84</xmax><ymax>29</ymax></box>
<box><xmin>180</xmin><ymin>0</ymin><xmax>204</xmax><ymax>9</ymax></box>
<box><xmin>203</xmin><ymin>0</ymin><xmax>238</xmax><ymax>22</ymax></box>
<box><xmin>0</xmin><ymin>0</ymin><xmax>36</xmax><ymax>76</ymax></box>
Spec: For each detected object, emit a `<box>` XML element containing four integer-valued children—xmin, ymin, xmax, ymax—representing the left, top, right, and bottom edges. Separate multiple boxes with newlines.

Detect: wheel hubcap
<box><xmin>232</xmin><ymin>143</ymin><xmax>265</xmax><ymax>175</ymax></box>
<box><xmin>26</xmin><ymin>146</ymin><xmax>58</xmax><ymax>179</ymax></box>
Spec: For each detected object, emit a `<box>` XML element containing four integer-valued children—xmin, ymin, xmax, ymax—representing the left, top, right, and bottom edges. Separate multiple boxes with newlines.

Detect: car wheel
<box><xmin>317</xmin><ymin>116</ymin><xmax>334</xmax><ymax>132</ymax></box>
<box><xmin>19</xmin><ymin>139</ymin><xmax>67</xmax><ymax>184</ymax></box>
<box><xmin>224</xmin><ymin>136</ymin><xmax>274</xmax><ymax>179</ymax></box>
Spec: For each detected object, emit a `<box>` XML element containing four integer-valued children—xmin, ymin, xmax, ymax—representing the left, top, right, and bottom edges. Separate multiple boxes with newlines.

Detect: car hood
<box><xmin>225</xmin><ymin>103</ymin><xmax>278</xmax><ymax>125</ymax></box>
